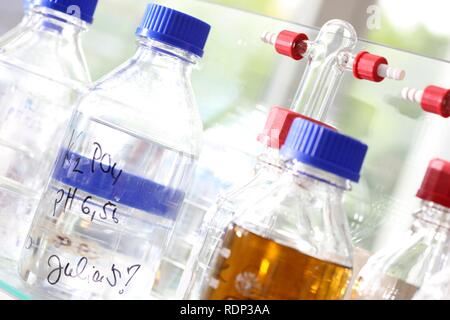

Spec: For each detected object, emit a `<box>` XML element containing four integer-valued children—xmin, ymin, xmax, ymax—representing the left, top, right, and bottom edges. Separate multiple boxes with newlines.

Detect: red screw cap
<box><xmin>421</xmin><ymin>86</ymin><xmax>450</xmax><ymax>118</ymax></box>
<box><xmin>416</xmin><ymin>158</ymin><xmax>450</xmax><ymax>209</ymax></box>
<box><xmin>275</xmin><ymin>30</ymin><xmax>308</xmax><ymax>60</ymax></box>
<box><xmin>353</xmin><ymin>51</ymin><xmax>388</xmax><ymax>83</ymax></box>
<box><xmin>257</xmin><ymin>106</ymin><xmax>336</xmax><ymax>149</ymax></box>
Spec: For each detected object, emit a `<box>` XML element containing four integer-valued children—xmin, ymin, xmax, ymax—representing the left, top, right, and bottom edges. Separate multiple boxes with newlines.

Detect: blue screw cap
<box><xmin>35</xmin><ymin>0</ymin><xmax>98</xmax><ymax>24</ymax></box>
<box><xmin>280</xmin><ymin>118</ymin><xmax>368</xmax><ymax>182</ymax></box>
<box><xmin>136</xmin><ymin>4</ymin><xmax>211</xmax><ymax>57</ymax></box>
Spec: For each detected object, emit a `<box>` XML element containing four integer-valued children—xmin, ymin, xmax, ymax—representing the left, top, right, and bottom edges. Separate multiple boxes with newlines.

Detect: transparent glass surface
<box><xmin>157</xmin><ymin>0</ymin><xmax>450</xmax><ymax>300</ymax></box>
<box><xmin>157</xmin><ymin>0</ymin><xmax>450</xmax><ymax>252</ymax></box>
<box><xmin>1</xmin><ymin>0</ymin><xmax>450</xmax><ymax>299</ymax></box>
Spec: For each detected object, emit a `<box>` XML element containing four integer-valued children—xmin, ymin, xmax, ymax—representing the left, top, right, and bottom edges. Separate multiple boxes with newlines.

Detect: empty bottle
<box><xmin>352</xmin><ymin>158</ymin><xmax>450</xmax><ymax>300</ymax></box>
<box><xmin>194</xmin><ymin>118</ymin><xmax>368</xmax><ymax>300</ymax></box>
<box><xmin>19</xmin><ymin>4</ymin><xmax>210</xmax><ymax>300</ymax></box>
<box><xmin>0</xmin><ymin>0</ymin><xmax>97</xmax><ymax>262</ymax></box>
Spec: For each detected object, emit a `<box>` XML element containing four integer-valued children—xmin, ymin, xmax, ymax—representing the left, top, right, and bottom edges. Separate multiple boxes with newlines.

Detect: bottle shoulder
<box><xmin>92</xmin><ymin>54</ymin><xmax>195</xmax><ymax>100</ymax></box>
<box><xmin>77</xmin><ymin>57</ymin><xmax>202</xmax><ymax>156</ymax></box>
<box><xmin>231</xmin><ymin>173</ymin><xmax>353</xmax><ymax>267</ymax></box>
<box><xmin>221</xmin><ymin>162</ymin><xmax>283</xmax><ymax>203</ymax></box>
<box><xmin>0</xmin><ymin>24</ymin><xmax>91</xmax><ymax>83</ymax></box>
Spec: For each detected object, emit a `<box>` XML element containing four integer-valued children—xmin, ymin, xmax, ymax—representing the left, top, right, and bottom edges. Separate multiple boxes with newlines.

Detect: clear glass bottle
<box><xmin>192</xmin><ymin>118</ymin><xmax>368</xmax><ymax>300</ymax></box>
<box><xmin>18</xmin><ymin>4</ymin><xmax>211</xmax><ymax>300</ymax></box>
<box><xmin>0</xmin><ymin>0</ymin><xmax>97</xmax><ymax>262</ymax></box>
<box><xmin>352</xmin><ymin>158</ymin><xmax>450</xmax><ymax>300</ymax></box>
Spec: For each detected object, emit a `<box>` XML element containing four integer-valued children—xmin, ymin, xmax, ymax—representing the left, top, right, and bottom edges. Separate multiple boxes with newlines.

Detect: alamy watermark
<box><xmin>366</xmin><ymin>4</ymin><xmax>381</xmax><ymax>30</ymax></box>
<box><xmin>66</xmin><ymin>5</ymin><xmax>82</xmax><ymax>20</ymax></box>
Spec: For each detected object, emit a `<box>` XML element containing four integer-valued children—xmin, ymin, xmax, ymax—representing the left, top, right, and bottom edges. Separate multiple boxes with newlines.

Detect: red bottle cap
<box><xmin>416</xmin><ymin>158</ymin><xmax>450</xmax><ymax>208</ymax></box>
<box><xmin>257</xmin><ymin>106</ymin><xmax>336</xmax><ymax>149</ymax></box>
<box><xmin>421</xmin><ymin>86</ymin><xmax>450</xmax><ymax>118</ymax></box>
<box><xmin>353</xmin><ymin>51</ymin><xmax>388</xmax><ymax>83</ymax></box>
<box><xmin>275</xmin><ymin>30</ymin><xmax>308</xmax><ymax>60</ymax></box>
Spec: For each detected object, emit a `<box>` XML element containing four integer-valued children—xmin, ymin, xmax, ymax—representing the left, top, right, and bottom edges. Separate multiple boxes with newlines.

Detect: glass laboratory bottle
<box><xmin>196</xmin><ymin>118</ymin><xmax>368</xmax><ymax>300</ymax></box>
<box><xmin>0</xmin><ymin>0</ymin><xmax>97</xmax><ymax>262</ymax></box>
<box><xmin>352</xmin><ymin>158</ymin><xmax>450</xmax><ymax>300</ymax></box>
<box><xmin>18</xmin><ymin>4</ymin><xmax>211</xmax><ymax>300</ymax></box>
<box><xmin>181</xmin><ymin>107</ymin><xmax>336</xmax><ymax>300</ymax></box>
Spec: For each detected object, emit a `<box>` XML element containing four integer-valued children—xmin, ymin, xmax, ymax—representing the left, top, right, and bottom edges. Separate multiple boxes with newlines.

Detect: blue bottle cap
<box><xmin>280</xmin><ymin>118</ymin><xmax>368</xmax><ymax>182</ymax></box>
<box><xmin>35</xmin><ymin>0</ymin><xmax>98</xmax><ymax>24</ymax></box>
<box><xmin>136</xmin><ymin>4</ymin><xmax>211</xmax><ymax>57</ymax></box>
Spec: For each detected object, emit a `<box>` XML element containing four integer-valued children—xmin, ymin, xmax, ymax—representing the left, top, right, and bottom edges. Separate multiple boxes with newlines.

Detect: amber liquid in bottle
<box><xmin>202</xmin><ymin>224</ymin><xmax>352</xmax><ymax>300</ymax></box>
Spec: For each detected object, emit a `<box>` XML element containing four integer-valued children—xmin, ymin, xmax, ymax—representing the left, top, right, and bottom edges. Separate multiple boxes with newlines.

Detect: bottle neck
<box><xmin>30</xmin><ymin>6</ymin><xmax>87</xmax><ymax>37</ymax></box>
<box><xmin>135</xmin><ymin>37</ymin><xmax>199</xmax><ymax>74</ymax></box>
<box><xmin>412</xmin><ymin>200</ymin><xmax>450</xmax><ymax>232</ymax></box>
<box><xmin>256</xmin><ymin>146</ymin><xmax>283</xmax><ymax>170</ymax></box>
<box><xmin>286</xmin><ymin>159</ymin><xmax>350</xmax><ymax>192</ymax></box>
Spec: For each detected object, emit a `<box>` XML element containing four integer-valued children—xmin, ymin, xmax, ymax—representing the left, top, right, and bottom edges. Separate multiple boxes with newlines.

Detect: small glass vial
<box><xmin>19</xmin><ymin>4</ymin><xmax>210</xmax><ymax>300</ymax></box>
<box><xmin>352</xmin><ymin>158</ymin><xmax>450</xmax><ymax>300</ymax></box>
<box><xmin>194</xmin><ymin>118</ymin><xmax>368</xmax><ymax>300</ymax></box>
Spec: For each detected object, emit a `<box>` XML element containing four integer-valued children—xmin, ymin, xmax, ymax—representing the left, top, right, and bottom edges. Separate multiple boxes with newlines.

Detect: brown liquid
<box><xmin>203</xmin><ymin>224</ymin><xmax>352</xmax><ymax>300</ymax></box>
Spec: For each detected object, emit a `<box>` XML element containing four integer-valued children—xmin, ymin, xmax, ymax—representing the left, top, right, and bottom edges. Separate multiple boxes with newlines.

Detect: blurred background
<box><xmin>1</xmin><ymin>0</ymin><xmax>449</xmax><ymax>253</ymax></box>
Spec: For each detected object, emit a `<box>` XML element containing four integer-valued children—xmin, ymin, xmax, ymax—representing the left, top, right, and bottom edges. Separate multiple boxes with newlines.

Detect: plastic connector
<box><xmin>261</xmin><ymin>30</ymin><xmax>308</xmax><ymax>60</ymax></box>
<box><xmin>257</xmin><ymin>106</ymin><xmax>304</xmax><ymax>149</ymax></box>
<box><xmin>402</xmin><ymin>86</ymin><xmax>450</xmax><ymax>118</ymax></box>
<box><xmin>416</xmin><ymin>158</ymin><xmax>450</xmax><ymax>208</ymax></box>
<box><xmin>257</xmin><ymin>106</ymin><xmax>337</xmax><ymax>149</ymax></box>
<box><xmin>421</xmin><ymin>86</ymin><xmax>450</xmax><ymax>118</ymax></box>
<box><xmin>353</xmin><ymin>51</ymin><xmax>405</xmax><ymax>82</ymax></box>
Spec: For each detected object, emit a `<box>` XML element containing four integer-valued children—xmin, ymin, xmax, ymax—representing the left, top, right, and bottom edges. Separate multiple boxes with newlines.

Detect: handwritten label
<box><xmin>91</xmin><ymin>142</ymin><xmax>122</xmax><ymax>185</ymax></box>
<box><xmin>54</xmin><ymin>130</ymin><xmax>123</xmax><ymax>223</ymax></box>
<box><xmin>64</xmin><ymin>129</ymin><xmax>84</xmax><ymax>174</ymax></box>
<box><xmin>25</xmin><ymin>234</ymin><xmax>99</xmax><ymax>260</ymax></box>
<box><xmin>53</xmin><ymin>186</ymin><xmax>119</xmax><ymax>224</ymax></box>
<box><xmin>63</xmin><ymin>130</ymin><xmax>123</xmax><ymax>186</ymax></box>
<box><xmin>47</xmin><ymin>255</ymin><xmax>141</xmax><ymax>295</ymax></box>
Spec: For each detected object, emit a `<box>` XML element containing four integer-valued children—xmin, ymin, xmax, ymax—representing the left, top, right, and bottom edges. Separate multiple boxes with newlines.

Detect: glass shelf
<box><xmin>0</xmin><ymin>259</ymin><xmax>31</xmax><ymax>300</ymax></box>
